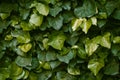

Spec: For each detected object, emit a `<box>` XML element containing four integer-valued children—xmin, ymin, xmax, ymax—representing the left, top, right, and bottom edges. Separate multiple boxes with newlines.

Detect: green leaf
<box><xmin>99</xmin><ymin>32</ymin><xmax>111</xmax><ymax>49</ymax></box>
<box><xmin>18</xmin><ymin>43</ymin><xmax>32</xmax><ymax>53</ymax></box>
<box><xmin>15</xmin><ymin>56</ymin><xmax>32</xmax><ymax>67</ymax></box>
<box><xmin>74</xmin><ymin>0</ymin><xmax>97</xmax><ymax>18</ymax></box>
<box><xmin>48</xmin><ymin>15</ymin><xmax>63</xmax><ymax>30</ymax></box>
<box><xmin>0</xmin><ymin>68</ymin><xmax>10</xmax><ymax>79</ymax></box>
<box><xmin>112</xmin><ymin>9</ymin><xmax>120</xmax><ymax>20</ymax></box>
<box><xmin>9</xmin><ymin>62</ymin><xmax>23</xmax><ymax>77</ymax></box>
<box><xmin>90</xmin><ymin>17</ymin><xmax>97</xmax><ymax>26</ymax></box>
<box><xmin>19</xmin><ymin>8</ymin><xmax>30</xmax><ymax>20</ymax></box>
<box><xmin>48</xmin><ymin>32</ymin><xmax>66</xmax><ymax>50</ymax></box>
<box><xmin>57</xmin><ymin>50</ymin><xmax>75</xmax><ymax>63</ymax></box>
<box><xmin>31</xmin><ymin>2</ymin><xmax>49</xmax><ymax>16</ymax></box>
<box><xmin>85</xmin><ymin>38</ymin><xmax>99</xmax><ymax>56</ymax></box>
<box><xmin>38</xmin><ymin>71</ymin><xmax>52</xmax><ymax>80</ymax></box>
<box><xmin>11</xmin><ymin>30</ymin><xmax>31</xmax><ymax>43</ymax></box>
<box><xmin>0</xmin><ymin>20</ymin><xmax>10</xmax><ymax>33</ymax></box>
<box><xmin>71</xmin><ymin>18</ymin><xmax>83</xmax><ymax>31</ymax></box>
<box><xmin>113</xmin><ymin>36</ymin><xmax>120</xmax><ymax>44</ymax></box>
<box><xmin>49</xmin><ymin>61</ymin><xmax>61</xmax><ymax>69</ymax></box>
<box><xmin>77</xmin><ymin>46</ymin><xmax>87</xmax><ymax>59</ymax></box>
<box><xmin>46</xmin><ymin>51</ymin><xmax>57</xmax><ymax>61</ymax></box>
<box><xmin>80</xmin><ymin>18</ymin><xmax>92</xmax><ymax>34</ymax></box>
<box><xmin>56</xmin><ymin>71</ymin><xmax>77</xmax><ymax>80</ymax></box>
<box><xmin>104</xmin><ymin>59</ymin><xmax>119</xmax><ymax>75</ymax></box>
<box><xmin>62</xmin><ymin>1</ymin><xmax>71</xmax><ymax>10</ymax></box>
<box><xmin>42</xmin><ymin>38</ymin><xmax>49</xmax><ymax>50</ymax></box>
<box><xmin>20</xmin><ymin>21</ymin><xmax>33</xmax><ymax>31</ymax></box>
<box><xmin>49</xmin><ymin>6</ymin><xmax>62</xmax><ymax>17</ymax></box>
<box><xmin>0</xmin><ymin>13</ymin><xmax>10</xmax><ymax>20</ymax></box>
<box><xmin>29</xmin><ymin>13</ymin><xmax>43</xmax><ymax>26</ymax></box>
<box><xmin>105</xmin><ymin>1</ymin><xmax>118</xmax><ymax>16</ymax></box>
<box><xmin>67</xmin><ymin>65</ymin><xmax>80</xmax><ymax>75</ymax></box>
<box><xmin>88</xmin><ymin>59</ymin><xmax>104</xmax><ymax>76</ymax></box>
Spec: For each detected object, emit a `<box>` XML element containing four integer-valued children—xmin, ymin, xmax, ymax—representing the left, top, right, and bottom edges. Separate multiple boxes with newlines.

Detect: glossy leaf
<box><xmin>48</xmin><ymin>32</ymin><xmax>66</xmax><ymax>50</ymax></box>
<box><xmin>74</xmin><ymin>0</ymin><xmax>97</xmax><ymax>18</ymax></box>
<box><xmin>88</xmin><ymin>59</ymin><xmax>104</xmax><ymax>76</ymax></box>
<box><xmin>29</xmin><ymin>13</ymin><xmax>43</xmax><ymax>26</ymax></box>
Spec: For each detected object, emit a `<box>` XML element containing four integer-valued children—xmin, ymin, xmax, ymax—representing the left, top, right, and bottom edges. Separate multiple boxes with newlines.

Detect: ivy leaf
<box><xmin>15</xmin><ymin>56</ymin><xmax>32</xmax><ymax>67</ymax></box>
<box><xmin>48</xmin><ymin>15</ymin><xmax>63</xmax><ymax>30</ymax></box>
<box><xmin>80</xmin><ymin>18</ymin><xmax>92</xmax><ymax>34</ymax></box>
<box><xmin>104</xmin><ymin>59</ymin><xmax>119</xmax><ymax>75</ymax></box>
<box><xmin>38</xmin><ymin>71</ymin><xmax>52</xmax><ymax>80</ymax></box>
<box><xmin>74</xmin><ymin>0</ymin><xmax>97</xmax><ymax>18</ymax></box>
<box><xmin>113</xmin><ymin>36</ymin><xmax>120</xmax><ymax>44</ymax></box>
<box><xmin>88</xmin><ymin>59</ymin><xmax>104</xmax><ymax>76</ymax></box>
<box><xmin>48</xmin><ymin>32</ymin><xmax>66</xmax><ymax>50</ymax></box>
<box><xmin>105</xmin><ymin>1</ymin><xmax>118</xmax><ymax>16</ymax></box>
<box><xmin>46</xmin><ymin>51</ymin><xmax>57</xmax><ymax>61</ymax></box>
<box><xmin>99</xmin><ymin>32</ymin><xmax>111</xmax><ymax>49</ymax></box>
<box><xmin>11</xmin><ymin>30</ymin><xmax>31</xmax><ymax>43</ymax></box>
<box><xmin>67</xmin><ymin>63</ymin><xmax>80</xmax><ymax>75</ymax></box>
<box><xmin>112</xmin><ymin>9</ymin><xmax>120</xmax><ymax>20</ymax></box>
<box><xmin>0</xmin><ymin>20</ymin><xmax>10</xmax><ymax>33</ymax></box>
<box><xmin>57</xmin><ymin>50</ymin><xmax>75</xmax><ymax>63</ymax></box>
<box><xmin>56</xmin><ymin>71</ymin><xmax>77</xmax><ymax>80</ymax></box>
<box><xmin>49</xmin><ymin>6</ymin><xmax>62</xmax><ymax>17</ymax></box>
<box><xmin>29</xmin><ymin>13</ymin><xmax>43</xmax><ymax>26</ymax></box>
<box><xmin>85</xmin><ymin>38</ymin><xmax>99</xmax><ymax>56</ymax></box>
<box><xmin>71</xmin><ymin>18</ymin><xmax>83</xmax><ymax>31</ymax></box>
<box><xmin>19</xmin><ymin>8</ymin><xmax>30</xmax><ymax>20</ymax></box>
<box><xmin>18</xmin><ymin>43</ymin><xmax>32</xmax><ymax>53</ymax></box>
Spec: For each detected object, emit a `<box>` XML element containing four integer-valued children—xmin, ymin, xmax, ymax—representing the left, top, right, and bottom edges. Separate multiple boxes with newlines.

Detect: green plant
<box><xmin>0</xmin><ymin>0</ymin><xmax>120</xmax><ymax>80</ymax></box>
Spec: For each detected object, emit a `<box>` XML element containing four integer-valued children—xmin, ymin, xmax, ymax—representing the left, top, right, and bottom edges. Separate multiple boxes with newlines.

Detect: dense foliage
<box><xmin>0</xmin><ymin>0</ymin><xmax>120</xmax><ymax>80</ymax></box>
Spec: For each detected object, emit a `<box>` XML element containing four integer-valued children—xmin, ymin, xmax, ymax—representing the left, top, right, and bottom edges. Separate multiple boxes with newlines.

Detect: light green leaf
<box><xmin>42</xmin><ymin>38</ymin><xmax>49</xmax><ymax>50</ymax></box>
<box><xmin>74</xmin><ymin>0</ymin><xmax>97</xmax><ymax>18</ymax></box>
<box><xmin>88</xmin><ymin>59</ymin><xmax>104</xmax><ymax>76</ymax></box>
<box><xmin>31</xmin><ymin>2</ymin><xmax>49</xmax><ymax>16</ymax></box>
<box><xmin>11</xmin><ymin>30</ymin><xmax>31</xmax><ymax>43</ymax></box>
<box><xmin>71</xmin><ymin>18</ymin><xmax>83</xmax><ymax>31</ymax></box>
<box><xmin>90</xmin><ymin>17</ymin><xmax>97</xmax><ymax>26</ymax></box>
<box><xmin>18</xmin><ymin>43</ymin><xmax>32</xmax><ymax>53</ymax></box>
<box><xmin>48</xmin><ymin>32</ymin><xmax>66</xmax><ymax>50</ymax></box>
<box><xmin>0</xmin><ymin>13</ymin><xmax>10</xmax><ymax>20</ymax></box>
<box><xmin>85</xmin><ymin>38</ymin><xmax>99</xmax><ymax>56</ymax></box>
<box><xmin>113</xmin><ymin>36</ymin><xmax>120</xmax><ymax>44</ymax></box>
<box><xmin>99</xmin><ymin>32</ymin><xmax>111</xmax><ymax>49</ymax></box>
<box><xmin>29</xmin><ymin>13</ymin><xmax>43</xmax><ymax>26</ymax></box>
<box><xmin>80</xmin><ymin>18</ymin><xmax>92</xmax><ymax>34</ymax></box>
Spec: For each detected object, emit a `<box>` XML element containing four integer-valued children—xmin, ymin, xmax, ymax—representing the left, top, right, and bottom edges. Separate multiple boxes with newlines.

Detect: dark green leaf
<box><xmin>15</xmin><ymin>56</ymin><xmax>32</xmax><ymax>67</ymax></box>
<box><xmin>74</xmin><ymin>0</ymin><xmax>97</xmax><ymax>18</ymax></box>
<box><xmin>104</xmin><ymin>59</ymin><xmax>119</xmax><ymax>75</ymax></box>
<box><xmin>57</xmin><ymin>50</ymin><xmax>76</xmax><ymax>63</ymax></box>
<box><xmin>49</xmin><ymin>6</ymin><xmax>62</xmax><ymax>17</ymax></box>
<box><xmin>48</xmin><ymin>15</ymin><xmax>63</xmax><ymax>30</ymax></box>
